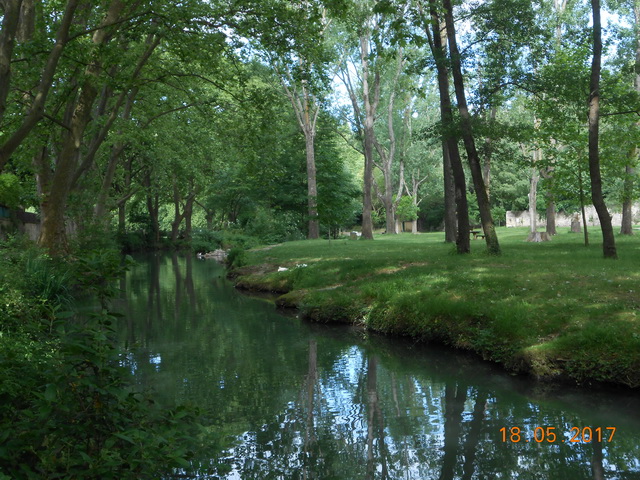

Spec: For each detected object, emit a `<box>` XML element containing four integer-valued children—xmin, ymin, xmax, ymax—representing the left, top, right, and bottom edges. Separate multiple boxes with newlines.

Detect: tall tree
<box><xmin>269</xmin><ymin>2</ymin><xmax>333</xmax><ymax>240</ymax></box>
<box><xmin>38</xmin><ymin>0</ymin><xmax>129</xmax><ymax>254</ymax></box>
<box><xmin>442</xmin><ymin>0</ymin><xmax>500</xmax><ymax>254</ymax></box>
<box><xmin>276</xmin><ymin>63</ymin><xmax>322</xmax><ymax>239</ymax></box>
<box><xmin>335</xmin><ymin>3</ymin><xmax>385</xmax><ymax>240</ymax></box>
<box><xmin>422</xmin><ymin>0</ymin><xmax>470</xmax><ymax>253</ymax></box>
<box><xmin>588</xmin><ymin>0</ymin><xmax>617</xmax><ymax>258</ymax></box>
<box><xmin>0</xmin><ymin>0</ymin><xmax>79</xmax><ymax>173</ymax></box>
<box><xmin>620</xmin><ymin>0</ymin><xmax>640</xmax><ymax>235</ymax></box>
<box><xmin>543</xmin><ymin>0</ymin><xmax>569</xmax><ymax>236</ymax></box>
<box><xmin>373</xmin><ymin>46</ymin><xmax>407</xmax><ymax>235</ymax></box>
<box><xmin>359</xmin><ymin>27</ymin><xmax>379</xmax><ymax>240</ymax></box>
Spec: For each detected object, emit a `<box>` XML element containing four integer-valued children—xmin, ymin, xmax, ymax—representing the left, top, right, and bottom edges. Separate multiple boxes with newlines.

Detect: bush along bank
<box><xmin>229</xmin><ymin>232</ymin><xmax>640</xmax><ymax>389</ymax></box>
<box><xmin>0</xmin><ymin>238</ymin><xmax>204</xmax><ymax>479</ymax></box>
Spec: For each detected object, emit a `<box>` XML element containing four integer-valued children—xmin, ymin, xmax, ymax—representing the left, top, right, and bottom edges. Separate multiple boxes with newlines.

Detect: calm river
<box><xmin>114</xmin><ymin>254</ymin><xmax>640</xmax><ymax>479</ymax></box>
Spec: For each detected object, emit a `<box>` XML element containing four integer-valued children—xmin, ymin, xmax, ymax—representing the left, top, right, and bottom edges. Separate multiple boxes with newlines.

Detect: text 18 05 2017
<box><xmin>499</xmin><ymin>426</ymin><xmax>616</xmax><ymax>443</ymax></box>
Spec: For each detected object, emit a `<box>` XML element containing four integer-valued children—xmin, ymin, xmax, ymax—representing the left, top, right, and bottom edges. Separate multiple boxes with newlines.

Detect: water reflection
<box><xmin>116</xmin><ymin>254</ymin><xmax>640</xmax><ymax>479</ymax></box>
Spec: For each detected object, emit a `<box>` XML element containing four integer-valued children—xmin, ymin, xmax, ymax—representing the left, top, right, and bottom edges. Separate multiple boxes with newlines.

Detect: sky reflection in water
<box><xmin>115</xmin><ymin>253</ymin><xmax>640</xmax><ymax>479</ymax></box>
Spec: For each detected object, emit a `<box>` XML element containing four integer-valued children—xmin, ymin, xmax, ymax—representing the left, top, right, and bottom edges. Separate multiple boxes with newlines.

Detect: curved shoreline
<box><xmin>231</xmin><ymin>275</ymin><xmax>581</xmax><ymax>385</ymax></box>
<box><xmin>227</xmin><ymin>233</ymin><xmax>640</xmax><ymax>390</ymax></box>
<box><xmin>231</xmin><ymin>270</ymin><xmax>639</xmax><ymax>390</ymax></box>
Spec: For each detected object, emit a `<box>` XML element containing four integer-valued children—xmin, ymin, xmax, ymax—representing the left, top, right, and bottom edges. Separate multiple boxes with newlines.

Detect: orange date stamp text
<box><xmin>500</xmin><ymin>426</ymin><xmax>616</xmax><ymax>444</ymax></box>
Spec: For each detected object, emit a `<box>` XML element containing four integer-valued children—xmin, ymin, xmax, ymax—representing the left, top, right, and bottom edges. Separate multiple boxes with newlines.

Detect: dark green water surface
<box><xmin>115</xmin><ymin>254</ymin><xmax>640</xmax><ymax>479</ymax></box>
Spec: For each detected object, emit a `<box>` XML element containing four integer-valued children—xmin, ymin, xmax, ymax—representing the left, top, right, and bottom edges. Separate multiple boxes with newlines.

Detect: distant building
<box><xmin>506</xmin><ymin>204</ymin><xmax>640</xmax><ymax>228</ymax></box>
<box><xmin>0</xmin><ymin>205</ymin><xmax>40</xmax><ymax>241</ymax></box>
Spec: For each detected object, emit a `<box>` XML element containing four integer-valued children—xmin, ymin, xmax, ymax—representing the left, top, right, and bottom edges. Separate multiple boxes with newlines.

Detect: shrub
<box><xmin>191</xmin><ymin>230</ymin><xmax>224</xmax><ymax>253</ymax></box>
<box><xmin>0</xmin><ymin>309</ymin><xmax>203</xmax><ymax>479</ymax></box>
<box><xmin>0</xmin><ymin>173</ymin><xmax>23</xmax><ymax>209</ymax></box>
<box><xmin>221</xmin><ymin>232</ymin><xmax>259</xmax><ymax>250</ymax></box>
<box><xmin>117</xmin><ymin>231</ymin><xmax>148</xmax><ymax>253</ymax></box>
<box><xmin>0</xmin><ymin>243</ymin><xmax>203</xmax><ymax>479</ymax></box>
<box><xmin>226</xmin><ymin>247</ymin><xmax>246</xmax><ymax>268</ymax></box>
<box><xmin>242</xmin><ymin>207</ymin><xmax>302</xmax><ymax>244</ymax></box>
<box><xmin>23</xmin><ymin>254</ymin><xmax>74</xmax><ymax>309</ymax></box>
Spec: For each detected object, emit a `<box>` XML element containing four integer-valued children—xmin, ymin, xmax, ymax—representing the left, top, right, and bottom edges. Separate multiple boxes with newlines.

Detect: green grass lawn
<box><xmin>232</xmin><ymin>227</ymin><xmax>640</xmax><ymax>388</ymax></box>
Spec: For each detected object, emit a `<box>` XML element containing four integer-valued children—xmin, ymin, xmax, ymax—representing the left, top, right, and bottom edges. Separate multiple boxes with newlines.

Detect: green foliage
<box><xmin>71</xmin><ymin>223</ymin><xmax>120</xmax><ymax>255</ymax></box>
<box><xmin>220</xmin><ymin>232</ymin><xmax>259</xmax><ymax>250</ymax></box>
<box><xmin>0</xmin><ymin>243</ymin><xmax>203</xmax><ymax>478</ymax></box>
<box><xmin>23</xmin><ymin>254</ymin><xmax>74</xmax><ymax>310</ymax></box>
<box><xmin>117</xmin><ymin>231</ymin><xmax>149</xmax><ymax>253</ymax></box>
<box><xmin>396</xmin><ymin>196</ymin><xmax>418</xmax><ymax>221</ymax></box>
<box><xmin>0</xmin><ymin>309</ymin><xmax>203</xmax><ymax>479</ymax></box>
<box><xmin>370</xmin><ymin>208</ymin><xmax>386</xmax><ymax>229</ymax></box>
<box><xmin>0</xmin><ymin>174</ymin><xmax>23</xmax><ymax>209</ymax></box>
<box><xmin>190</xmin><ymin>230</ymin><xmax>224</xmax><ymax>254</ymax></box>
<box><xmin>73</xmin><ymin>249</ymin><xmax>134</xmax><ymax>308</ymax></box>
<box><xmin>226</xmin><ymin>247</ymin><xmax>247</xmax><ymax>269</ymax></box>
<box><xmin>243</xmin><ymin>207</ymin><xmax>305</xmax><ymax>244</ymax></box>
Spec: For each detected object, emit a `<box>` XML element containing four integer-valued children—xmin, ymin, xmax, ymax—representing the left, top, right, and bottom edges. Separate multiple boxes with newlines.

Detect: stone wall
<box><xmin>0</xmin><ymin>208</ymin><xmax>40</xmax><ymax>241</ymax></box>
<box><xmin>506</xmin><ymin>204</ymin><xmax>640</xmax><ymax>228</ymax></box>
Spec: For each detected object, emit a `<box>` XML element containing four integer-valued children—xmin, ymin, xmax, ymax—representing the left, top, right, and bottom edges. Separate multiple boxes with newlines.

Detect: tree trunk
<box><xmin>529</xmin><ymin>167</ymin><xmax>539</xmax><ymax>231</ymax></box>
<box><xmin>94</xmin><ymin>143</ymin><xmax>127</xmax><ymax>221</ymax></box>
<box><xmin>546</xmin><ymin>198</ymin><xmax>557</xmax><ymax>235</ymax></box>
<box><xmin>578</xmin><ymin>167</ymin><xmax>589</xmax><ymax>246</ymax></box>
<box><xmin>38</xmin><ymin>0</ymin><xmax>127</xmax><ymax>254</ymax></box>
<box><xmin>621</xmin><ymin>164</ymin><xmax>634</xmax><ymax>235</ymax></box>
<box><xmin>39</xmin><ymin>77</ymin><xmax>98</xmax><ymax>254</ymax></box>
<box><xmin>362</xmin><ymin>132</ymin><xmax>375</xmax><ymax>240</ymax></box>
<box><xmin>527</xmin><ymin>148</ymin><xmax>550</xmax><ymax>242</ymax></box>
<box><xmin>0</xmin><ymin>0</ymin><xmax>23</xmax><ymax>124</ymax></box>
<box><xmin>588</xmin><ymin>0</ymin><xmax>617</xmax><ymax>258</ymax></box>
<box><xmin>171</xmin><ymin>181</ymin><xmax>184</xmax><ymax>244</ymax></box>
<box><xmin>530</xmin><ymin>162</ymin><xmax>538</xmax><ymax>234</ymax></box>
<box><xmin>443</xmin><ymin>0</ymin><xmax>500</xmax><ymax>255</ymax></box>
<box><xmin>205</xmin><ymin>210</ymin><xmax>214</xmax><ymax>230</ymax></box>
<box><xmin>542</xmin><ymin>159</ymin><xmax>557</xmax><ymax>235</ymax></box>
<box><xmin>375</xmin><ymin>48</ymin><xmax>405</xmax><ymax>236</ymax></box>
<box><xmin>542</xmin><ymin>0</ymin><xmax>567</xmax><ymax>236</ymax></box>
<box><xmin>115</xmin><ymin>156</ymin><xmax>133</xmax><ymax>236</ymax></box>
<box><xmin>118</xmin><ymin>203</ymin><xmax>126</xmax><ymax>236</ymax></box>
<box><xmin>16</xmin><ymin>0</ymin><xmax>35</xmax><ymax>43</ymax></box>
<box><xmin>305</xmin><ymin>132</ymin><xmax>320</xmax><ymax>239</ymax></box>
<box><xmin>360</xmin><ymin>33</ymin><xmax>379</xmax><ymax>240</ymax></box>
<box><xmin>144</xmin><ymin>171</ymin><xmax>160</xmax><ymax>248</ymax></box>
<box><xmin>276</xmin><ymin>58</ymin><xmax>321</xmax><ymax>240</ymax></box>
<box><xmin>183</xmin><ymin>194</ymin><xmax>195</xmax><ymax>243</ymax></box>
<box><xmin>442</xmin><ymin>141</ymin><xmax>457</xmax><ymax>243</ymax></box>
<box><xmin>624</xmin><ymin>2</ymin><xmax>640</xmax><ymax>235</ymax></box>
<box><xmin>483</xmin><ymin>106</ymin><xmax>497</xmax><ymax>201</ymax></box>
<box><xmin>0</xmin><ymin>0</ymin><xmax>79</xmax><ymax>173</ymax></box>
<box><xmin>382</xmin><ymin>169</ymin><xmax>396</xmax><ymax>234</ymax></box>
<box><xmin>427</xmin><ymin>0</ymin><xmax>469</xmax><ymax>253</ymax></box>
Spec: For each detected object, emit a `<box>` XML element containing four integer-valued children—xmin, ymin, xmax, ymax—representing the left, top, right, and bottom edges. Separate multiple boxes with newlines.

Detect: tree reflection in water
<box><xmin>115</xmin><ymin>254</ymin><xmax>640</xmax><ymax>479</ymax></box>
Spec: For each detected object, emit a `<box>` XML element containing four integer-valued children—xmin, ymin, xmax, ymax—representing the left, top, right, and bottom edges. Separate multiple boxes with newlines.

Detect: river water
<box><xmin>114</xmin><ymin>253</ymin><xmax>640</xmax><ymax>479</ymax></box>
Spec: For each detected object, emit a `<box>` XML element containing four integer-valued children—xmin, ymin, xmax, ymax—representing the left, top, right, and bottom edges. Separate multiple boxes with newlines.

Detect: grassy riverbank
<box><xmin>230</xmin><ymin>227</ymin><xmax>640</xmax><ymax>388</ymax></box>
